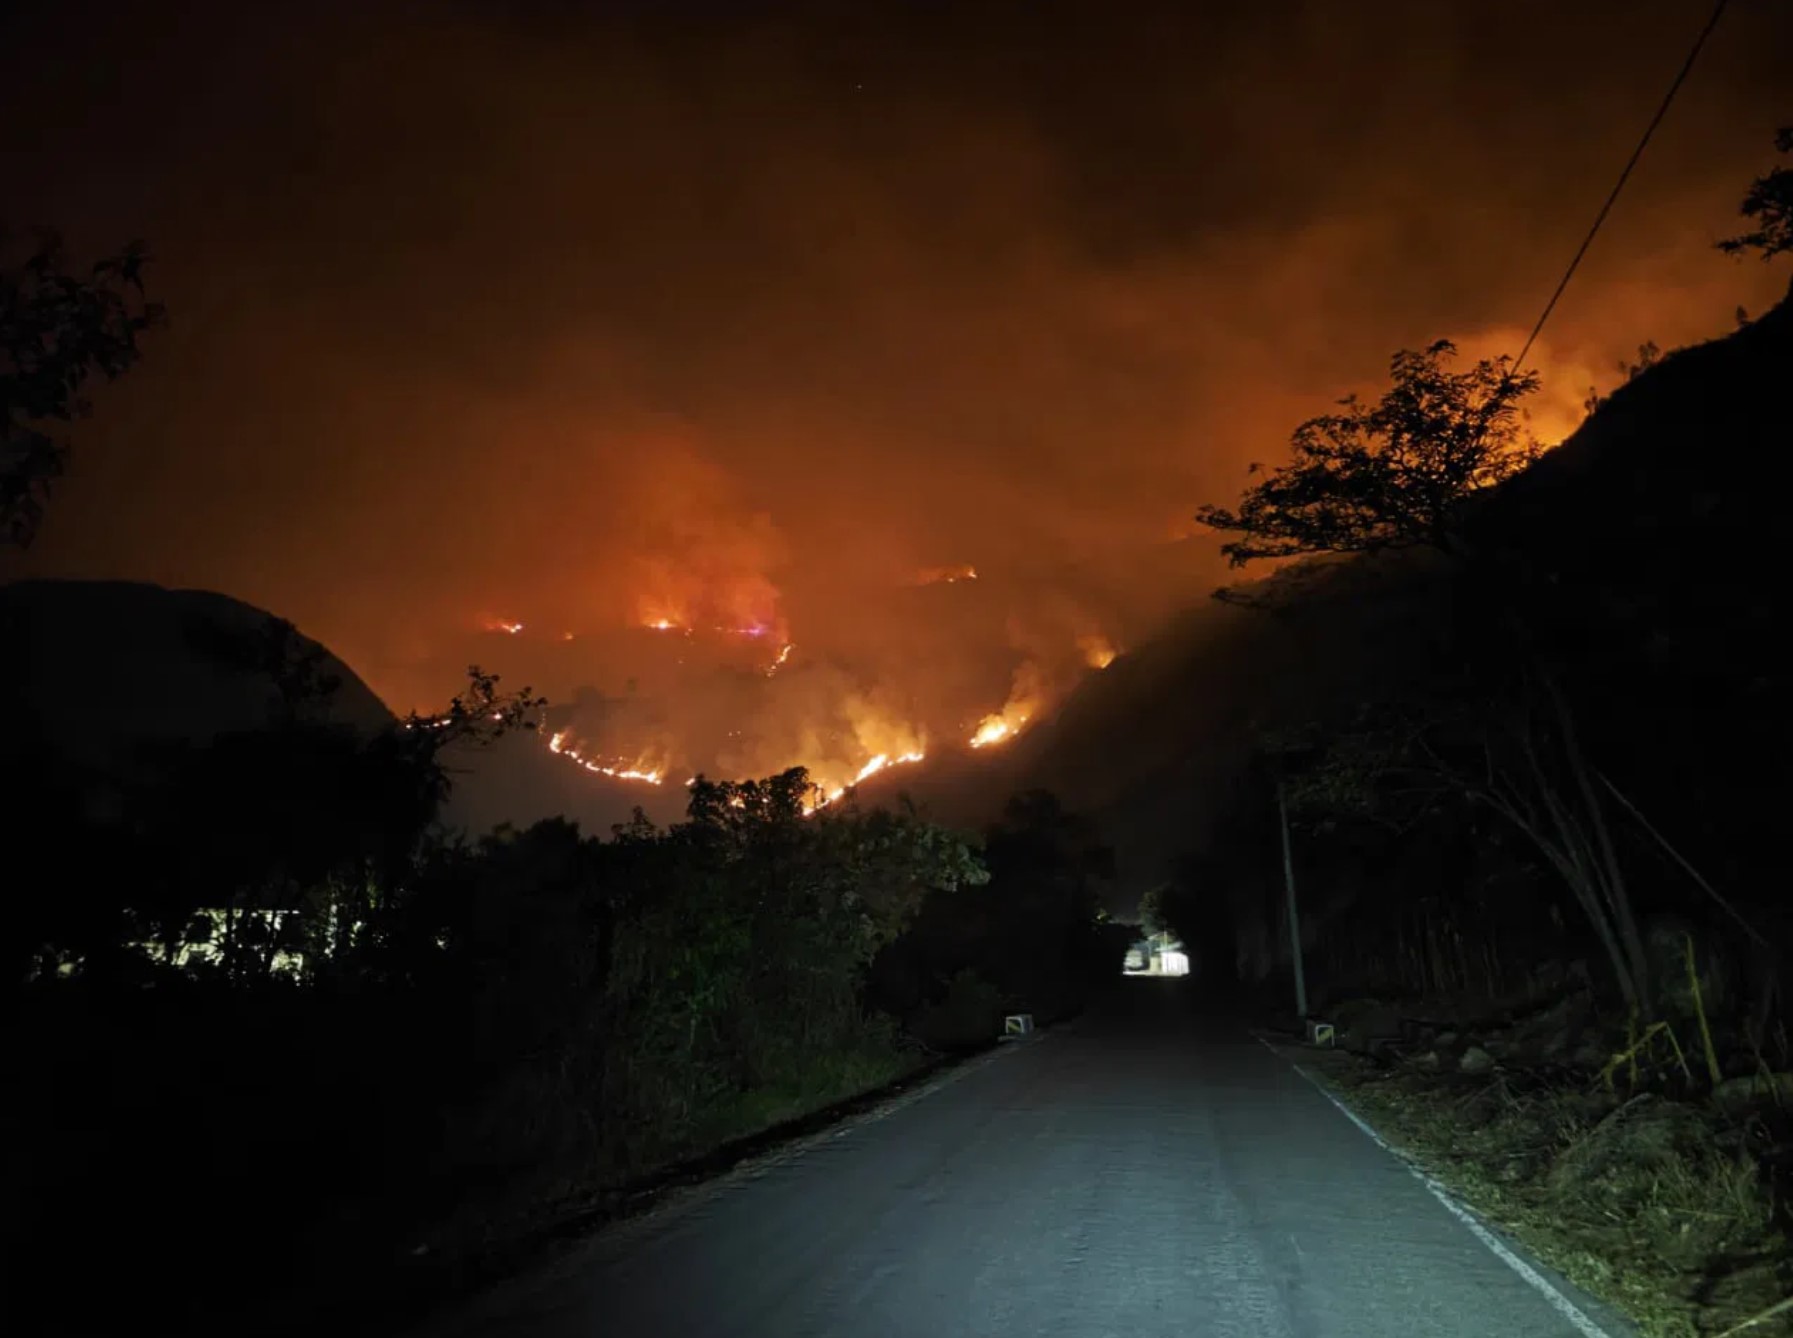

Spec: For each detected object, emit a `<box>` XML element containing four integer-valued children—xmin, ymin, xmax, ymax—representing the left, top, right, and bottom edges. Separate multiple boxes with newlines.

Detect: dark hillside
<box><xmin>1008</xmin><ymin>277</ymin><xmax>1793</xmax><ymax>935</ymax></box>
<box><xmin>1473</xmin><ymin>277</ymin><xmax>1792</xmax><ymax>912</ymax></box>
<box><xmin>2</xmin><ymin>577</ymin><xmax>668</xmax><ymax>838</ymax></box>
<box><xmin>4</xmin><ymin>578</ymin><xmax>393</xmax><ymax>756</ymax></box>
<box><xmin>1008</xmin><ymin>551</ymin><xmax>1452</xmax><ymax>907</ymax></box>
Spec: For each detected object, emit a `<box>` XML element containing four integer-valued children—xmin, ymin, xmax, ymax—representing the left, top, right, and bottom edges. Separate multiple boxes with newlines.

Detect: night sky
<box><xmin>5</xmin><ymin>0</ymin><xmax>1789</xmax><ymax>793</ymax></box>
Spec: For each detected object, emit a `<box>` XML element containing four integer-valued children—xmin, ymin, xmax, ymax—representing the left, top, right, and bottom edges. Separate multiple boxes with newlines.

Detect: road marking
<box><xmin>1260</xmin><ymin>1037</ymin><xmax>1620</xmax><ymax>1338</ymax></box>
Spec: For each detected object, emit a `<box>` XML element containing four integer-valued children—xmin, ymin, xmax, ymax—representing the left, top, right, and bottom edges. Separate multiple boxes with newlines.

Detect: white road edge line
<box><xmin>1259</xmin><ymin>1037</ymin><xmax>1619</xmax><ymax>1338</ymax></box>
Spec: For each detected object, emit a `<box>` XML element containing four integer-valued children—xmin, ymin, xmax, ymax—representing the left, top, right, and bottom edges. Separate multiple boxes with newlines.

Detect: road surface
<box><xmin>433</xmin><ymin>980</ymin><xmax>1631</xmax><ymax>1338</ymax></box>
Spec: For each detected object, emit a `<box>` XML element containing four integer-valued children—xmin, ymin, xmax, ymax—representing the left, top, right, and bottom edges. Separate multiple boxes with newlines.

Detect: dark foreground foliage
<box><xmin>2</xmin><ymin>694</ymin><xmax>1120</xmax><ymax>1335</ymax></box>
<box><xmin>0</xmin><ymin>220</ymin><xmax>1125</xmax><ymax>1333</ymax></box>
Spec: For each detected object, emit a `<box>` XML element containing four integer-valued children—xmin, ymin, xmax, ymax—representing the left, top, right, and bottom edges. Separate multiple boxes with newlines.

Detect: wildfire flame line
<box><xmin>510</xmin><ymin>604</ymin><xmax>1119</xmax><ymax>809</ymax></box>
<box><xmin>547</xmin><ymin>730</ymin><xmax>666</xmax><ymax>786</ymax></box>
<box><xmin>802</xmin><ymin>748</ymin><xmax>928</xmax><ymax>816</ymax></box>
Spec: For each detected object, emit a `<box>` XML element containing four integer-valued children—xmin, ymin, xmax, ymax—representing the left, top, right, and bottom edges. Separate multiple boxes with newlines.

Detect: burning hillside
<box><xmin>10</xmin><ymin>0</ymin><xmax>1787</xmax><ymax>841</ymax></box>
<box><xmin>505</xmin><ymin>555</ymin><xmax>1127</xmax><ymax>810</ymax></box>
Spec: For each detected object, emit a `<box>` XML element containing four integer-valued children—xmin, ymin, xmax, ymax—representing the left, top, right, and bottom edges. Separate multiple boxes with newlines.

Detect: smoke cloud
<box><xmin>5</xmin><ymin>0</ymin><xmax>1788</xmax><ymax>808</ymax></box>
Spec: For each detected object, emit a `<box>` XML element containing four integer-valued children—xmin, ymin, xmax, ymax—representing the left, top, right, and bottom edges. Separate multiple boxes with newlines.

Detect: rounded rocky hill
<box><xmin>6</xmin><ymin>578</ymin><xmax>394</xmax><ymax>773</ymax></box>
<box><xmin>3</xmin><ymin>577</ymin><xmax>683</xmax><ymax>838</ymax></box>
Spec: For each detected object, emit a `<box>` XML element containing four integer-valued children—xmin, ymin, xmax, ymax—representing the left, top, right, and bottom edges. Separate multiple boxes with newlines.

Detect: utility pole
<box><xmin>1277</xmin><ymin>776</ymin><xmax>1308</xmax><ymax>1020</ymax></box>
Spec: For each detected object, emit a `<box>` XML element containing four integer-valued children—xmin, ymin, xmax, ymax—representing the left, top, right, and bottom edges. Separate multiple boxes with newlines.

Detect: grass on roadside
<box><xmin>685</xmin><ymin>1044</ymin><xmax>931</xmax><ymax>1156</ymax></box>
<box><xmin>1298</xmin><ymin>1048</ymin><xmax>1791</xmax><ymax>1338</ymax></box>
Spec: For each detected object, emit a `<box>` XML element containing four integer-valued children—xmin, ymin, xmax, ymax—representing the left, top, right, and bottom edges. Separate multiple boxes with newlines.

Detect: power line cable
<box><xmin>1508</xmin><ymin>0</ymin><xmax>1732</xmax><ymax>377</ymax></box>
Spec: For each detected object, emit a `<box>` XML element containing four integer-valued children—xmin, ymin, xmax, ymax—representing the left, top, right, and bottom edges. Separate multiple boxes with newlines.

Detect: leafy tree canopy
<box><xmin>1</xmin><ymin>229</ymin><xmax>165</xmax><ymax>547</ymax></box>
<box><xmin>1718</xmin><ymin>126</ymin><xmax>1793</xmax><ymax>263</ymax></box>
<box><xmin>1195</xmin><ymin>340</ymin><xmax>1540</xmax><ymax>566</ymax></box>
<box><xmin>676</xmin><ymin>768</ymin><xmax>989</xmax><ymax>957</ymax></box>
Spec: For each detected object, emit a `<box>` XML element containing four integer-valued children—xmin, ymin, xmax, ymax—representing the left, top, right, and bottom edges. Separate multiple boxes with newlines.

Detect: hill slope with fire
<box><xmin>993</xmin><ymin>273</ymin><xmax>1792</xmax><ymax>940</ymax></box>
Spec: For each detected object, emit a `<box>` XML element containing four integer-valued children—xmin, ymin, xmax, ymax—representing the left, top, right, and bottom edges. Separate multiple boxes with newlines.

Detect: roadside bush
<box><xmin>912</xmin><ymin>968</ymin><xmax>1006</xmax><ymax>1050</ymax></box>
<box><xmin>5</xmin><ymin>756</ymin><xmax>989</xmax><ymax>1335</ymax></box>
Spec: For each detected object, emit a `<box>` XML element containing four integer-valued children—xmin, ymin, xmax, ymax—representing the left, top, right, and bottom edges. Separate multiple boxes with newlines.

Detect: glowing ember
<box><xmin>485</xmin><ymin>619</ymin><xmax>525</xmax><ymax>635</ymax></box>
<box><xmin>645</xmin><ymin>618</ymin><xmax>680</xmax><ymax>631</ymax></box>
<box><xmin>969</xmin><ymin>714</ymin><xmax>1025</xmax><ymax>748</ymax></box>
<box><xmin>914</xmin><ymin>564</ymin><xmax>979</xmax><ymax>586</ymax></box>
<box><xmin>766</xmin><ymin>642</ymin><xmax>794</xmax><ymax>677</ymax></box>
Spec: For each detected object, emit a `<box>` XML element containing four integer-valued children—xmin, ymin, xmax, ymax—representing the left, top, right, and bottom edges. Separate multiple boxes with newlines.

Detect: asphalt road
<box><xmin>433</xmin><ymin>980</ymin><xmax>1632</xmax><ymax>1338</ymax></box>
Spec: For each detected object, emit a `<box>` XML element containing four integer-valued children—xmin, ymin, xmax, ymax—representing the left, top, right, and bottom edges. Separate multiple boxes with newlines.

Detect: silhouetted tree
<box><xmin>1718</xmin><ymin>126</ymin><xmax>1792</xmax><ymax>262</ymax></box>
<box><xmin>399</xmin><ymin>664</ymin><xmax>546</xmax><ymax>749</ymax></box>
<box><xmin>1198</xmin><ymin>337</ymin><xmax>1658</xmax><ymax>1011</ymax></box>
<box><xmin>1195</xmin><ymin>340</ymin><xmax>1540</xmax><ymax>567</ymax></box>
<box><xmin>5</xmin><ymin>661</ymin><xmax>545</xmax><ymax>984</ymax></box>
<box><xmin>975</xmin><ymin>790</ymin><xmax>1115</xmax><ymax>1012</ymax></box>
<box><xmin>1148</xmin><ymin>852</ymin><xmax>1247</xmax><ymax>995</ymax></box>
<box><xmin>1</xmin><ymin>230</ymin><xmax>164</xmax><ymax>547</ymax></box>
<box><xmin>863</xmin><ymin>789</ymin><xmax>1117</xmax><ymax>1032</ymax></box>
<box><xmin>1273</xmin><ymin>670</ymin><xmax>1651</xmax><ymax>1014</ymax></box>
<box><xmin>1581</xmin><ymin>340</ymin><xmax>1662</xmax><ymax>419</ymax></box>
